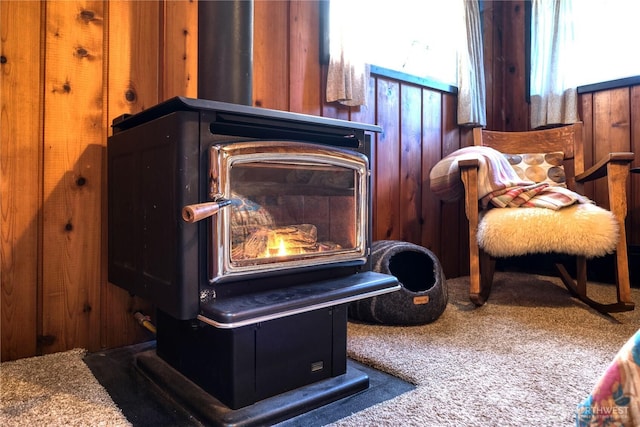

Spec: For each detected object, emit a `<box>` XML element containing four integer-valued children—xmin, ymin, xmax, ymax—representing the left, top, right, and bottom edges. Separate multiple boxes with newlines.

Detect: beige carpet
<box><xmin>0</xmin><ymin>348</ymin><xmax>131</xmax><ymax>427</ymax></box>
<box><xmin>2</xmin><ymin>272</ymin><xmax>639</xmax><ymax>426</ymax></box>
<box><xmin>332</xmin><ymin>272</ymin><xmax>640</xmax><ymax>427</ymax></box>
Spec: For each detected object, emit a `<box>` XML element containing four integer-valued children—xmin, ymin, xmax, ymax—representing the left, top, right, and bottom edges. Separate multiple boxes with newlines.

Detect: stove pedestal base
<box><xmin>136</xmin><ymin>349</ymin><xmax>369</xmax><ymax>427</ymax></box>
<box><xmin>155</xmin><ymin>304</ymin><xmax>352</xmax><ymax>409</ymax></box>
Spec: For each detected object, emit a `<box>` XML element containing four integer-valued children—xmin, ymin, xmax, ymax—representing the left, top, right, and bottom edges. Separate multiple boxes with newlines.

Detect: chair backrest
<box><xmin>472</xmin><ymin>122</ymin><xmax>585</xmax><ymax>191</ymax></box>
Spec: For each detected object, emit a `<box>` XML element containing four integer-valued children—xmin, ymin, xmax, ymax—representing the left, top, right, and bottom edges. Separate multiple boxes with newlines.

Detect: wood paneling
<box><xmin>580</xmin><ymin>86</ymin><xmax>640</xmax><ymax>249</ymax></box>
<box><xmin>1</xmin><ymin>0</ymin><xmax>42</xmax><ymax>361</ymax></box>
<box><xmin>363</xmin><ymin>74</ymin><xmax>468</xmax><ymax>278</ymax></box>
<box><xmin>374</xmin><ymin>79</ymin><xmax>401</xmax><ymax>241</ymax></box>
<box><xmin>421</xmin><ymin>89</ymin><xmax>444</xmax><ymax>252</ymax></box>
<box><xmin>253</xmin><ymin>0</ymin><xmax>289</xmax><ymax>110</ymax></box>
<box><xmin>482</xmin><ymin>0</ymin><xmax>528</xmax><ymax>131</ymax></box>
<box><xmin>41</xmin><ymin>0</ymin><xmax>105</xmax><ymax>354</ymax></box>
<box><xmin>441</xmin><ymin>94</ymin><xmax>466</xmax><ymax>276</ymax></box>
<box><xmin>502</xmin><ymin>1</ymin><xmax>528</xmax><ymax>131</ymax></box>
<box><xmin>2</xmin><ymin>0</ymin><xmax>196</xmax><ymax>360</ymax></box>
<box><xmin>162</xmin><ymin>0</ymin><xmax>198</xmax><ymax>100</ymax></box>
<box><xmin>288</xmin><ymin>1</ymin><xmax>321</xmax><ymax>115</ymax></box>
<box><xmin>591</xmin><ymin>88</ymin><xmax>632</xmax><ymax>209</ymax></box>
<box><xmin>631</xmin><ymin>86</ymin><xmax>640</xmax><ymax>244</ymax></box>
<box><xmin>399</xmin><ymin>84</ymin><xmax>423</xmax><ymax>243</ymax></box>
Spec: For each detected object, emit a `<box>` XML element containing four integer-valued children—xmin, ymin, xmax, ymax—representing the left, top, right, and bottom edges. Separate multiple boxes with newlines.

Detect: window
<box><xmin>328</xmin><ymin>0</ymin><xmax>463</xmax><ymax>86</ymax></box>
<box><xmin>572</xmin><ymin>0</ymin><xmax>640</xmax><ymax>86</ymax></box>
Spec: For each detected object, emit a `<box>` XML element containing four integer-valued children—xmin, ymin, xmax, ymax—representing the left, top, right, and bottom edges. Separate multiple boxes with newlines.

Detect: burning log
<box><xmin>232</xmin><ymin>224</ymin><xmax>318</xmax><ymax>259</ymax></box>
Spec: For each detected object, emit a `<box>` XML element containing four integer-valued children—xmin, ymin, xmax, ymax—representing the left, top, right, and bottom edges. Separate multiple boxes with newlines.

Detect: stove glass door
<box><xmin>209</xmin><ymin>142</ymin><xmax>368</xmax><ymax>282</ymax></box>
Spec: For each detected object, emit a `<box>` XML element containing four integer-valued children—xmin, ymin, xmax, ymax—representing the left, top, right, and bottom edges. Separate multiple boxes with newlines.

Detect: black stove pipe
<box><xmin>198</xmin><ymin>0</ymin><xmax>253</xmax><ymax>105</ymax></box>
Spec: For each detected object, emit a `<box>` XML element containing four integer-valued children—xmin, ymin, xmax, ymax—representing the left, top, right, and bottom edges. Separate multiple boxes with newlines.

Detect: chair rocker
<box><xmin>458</xmin><ymin>122</ymin><xmax>634</xmax><ymax>313</ymax></box>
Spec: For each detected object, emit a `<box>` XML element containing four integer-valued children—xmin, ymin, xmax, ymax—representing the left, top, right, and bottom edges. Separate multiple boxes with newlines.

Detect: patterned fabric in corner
<box><xmin>576</xmin><ymin>329</ymin><xmax>640</xmax><ymax>426</ymax></box>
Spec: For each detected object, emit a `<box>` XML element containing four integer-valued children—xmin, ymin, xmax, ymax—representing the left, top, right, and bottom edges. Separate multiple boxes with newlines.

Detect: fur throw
<box><xmin>478</xmin><ymin>203</ymin><xmax>619</xmax><ymax>258</ymax></box>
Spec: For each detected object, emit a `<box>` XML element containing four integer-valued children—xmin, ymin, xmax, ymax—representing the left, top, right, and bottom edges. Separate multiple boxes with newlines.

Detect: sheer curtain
<box><xmin>457</xmin><ymin>0</ymin><xmax>486</xmax><ymax>127</ymax></box>
<box><xmin>530</xmin><ymin>0</ymin><xmax>579</xmax><ymax>129</ymax></box>
<box><xmin>326</xmin><ymin>0</ymin><xmax>484</xmax><ymax>116</ymax></box>
<box><xmin>325</xmin><ymin>1</ymin><xmax>368</xmax><ymax>107</ymax></box>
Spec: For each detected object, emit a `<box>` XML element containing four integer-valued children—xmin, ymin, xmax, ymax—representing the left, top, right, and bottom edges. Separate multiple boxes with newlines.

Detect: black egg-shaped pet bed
<box><xmin>349</xmin><ymin>240</ymin><xmax>447</xmax><ymax>325</ymax></box>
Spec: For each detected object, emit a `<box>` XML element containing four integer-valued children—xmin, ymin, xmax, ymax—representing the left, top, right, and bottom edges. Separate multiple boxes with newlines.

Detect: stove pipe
<box><xmin>198</xmin><ymin>0</ymin><xmax>253</xmax><ymax>105</ymax></box>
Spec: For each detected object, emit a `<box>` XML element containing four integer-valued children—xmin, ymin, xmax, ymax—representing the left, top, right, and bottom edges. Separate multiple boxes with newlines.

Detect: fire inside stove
<box><xmin>209</xmin><ymin>141</ymin><xmax>369</xmax><ymax>282</ymax></box>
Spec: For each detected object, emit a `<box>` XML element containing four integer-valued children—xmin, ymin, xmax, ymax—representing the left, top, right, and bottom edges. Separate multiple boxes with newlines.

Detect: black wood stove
<box><xmin>107</xmin><ymin>97</ymin><xmax>399</xmax><ymax>424</ymax></box>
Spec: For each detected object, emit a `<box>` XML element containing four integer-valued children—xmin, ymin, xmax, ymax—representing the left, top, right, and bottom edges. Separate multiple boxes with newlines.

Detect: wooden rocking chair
<box><xmin>458</xmin><ymin>122</ymin><xmax>635</xmax><ymax>313</ymax></box>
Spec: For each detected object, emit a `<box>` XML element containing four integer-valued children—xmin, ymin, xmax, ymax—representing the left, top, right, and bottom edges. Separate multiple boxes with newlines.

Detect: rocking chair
<box><xmin>456</xmin><ymin>122</ymin><xmax>635</xmax><ymax>313</ymax></box>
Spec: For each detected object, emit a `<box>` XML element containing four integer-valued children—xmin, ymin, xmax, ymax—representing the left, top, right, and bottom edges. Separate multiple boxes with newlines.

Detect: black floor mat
<box><xmin>84</xmin><ymin>341</ymin><xmax>414</xmax><ymax>427</ymax></box>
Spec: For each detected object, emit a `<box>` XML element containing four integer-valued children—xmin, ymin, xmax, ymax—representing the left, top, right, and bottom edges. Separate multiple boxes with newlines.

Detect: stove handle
<box><xmin>182</xmin><ymin>199</ymin><xmax>232</xmax><ymax>223</ymax></box>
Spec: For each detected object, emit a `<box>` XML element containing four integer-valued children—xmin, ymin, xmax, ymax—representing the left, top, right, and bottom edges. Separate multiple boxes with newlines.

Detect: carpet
<box><xmin>2</xmin><ymin>272</ymin><xmax>639</xmax><ymax>427</ymax></box>
<box><xmin>332</xmin><ymin>271</ymin><xmax>640</xmax><ymax>427</ymax></box>
<box><xmin>0</xmin><ymin>348</ymin><xmax>131</xmax><ymax>426</ymax></box>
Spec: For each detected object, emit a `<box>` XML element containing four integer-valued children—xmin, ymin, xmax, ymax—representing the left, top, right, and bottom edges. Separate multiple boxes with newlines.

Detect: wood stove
<box><xmin>107</xmin><ymin>97</ymin><xmax>399</xmax><ymax>419</ymax></box>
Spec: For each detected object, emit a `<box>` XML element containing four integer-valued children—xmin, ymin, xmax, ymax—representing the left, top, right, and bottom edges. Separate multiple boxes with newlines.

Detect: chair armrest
<box><xmin>458</xmin><ymin>158</ymin><xmax>480</xmax><ymax>169</ymax></box>
<box><xmin>576</xmin><ymin>152</ymin><xmax>633</xmax><ymax>232</ymax></box>
<box><xmin>458</xmin><ymin>159</ymin><xmax>480</xmax><ymax>221</ymax></box>
<box><xmin>575</xmin><ymin>152</ymin><xmax>634</xmax><ymax>183</ymax></box>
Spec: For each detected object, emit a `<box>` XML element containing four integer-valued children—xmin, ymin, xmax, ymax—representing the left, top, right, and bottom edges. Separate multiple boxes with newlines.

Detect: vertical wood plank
<box><xmin>162</xmin><ymin>0</ymin><xmax>198</xmax><ymax>100</ymax></box>
<box><xmin>289</xmin><ymin>0</ymin><xmax>320</xmax><ymax>115</ymax></box>
<box><xmin>481</xmin><ymin>1</ymin><xmax>496</xmax><ymax>129</ymax></box>
<box><xmin>502</xmin><ymin>1</ymin><xmax>527</xmax><ymax>131</ymax></box>
<box><xmin>579</xmin><ymin>92</ymin><xmax>595</xmax><ymax>197</ymax></box>
<box><xmin>629</xmin><ymin>85</ymin><xmax>640</xmax><ymax>246</ymax></box>
<box><xmin>442</xmin><ymin>94</ymin><xmax>461</xmax><ymax>157</ymax></box>
<box><xmin>106</xmin><ymin>1</ymin><xmax>160</xmax><ymax>115</ymax></box>
<box><xmin>253</xmin><ymin>0</ymin><xmax>289</xmax><ymax>110</ymax></box>
<box><xmin>102</xmin><ymin>0</ymin><xmax>164</xmax><ymax>350</ymax></box>
<box><xmin>349</xmin><ymin>75</ymin><xmax>376</xmax><ymax>125</ymax></box>
<box><xmin>1</xmin><ymin>0</ymin><xmax>42</xmax><ymax>361</ymax></box>
<box><xmin>399</xmin><ymin>84</ymin><xmax>422</xmax><ymax>243</ymax></box>
<box><xmin>41</xmin><ymin>0</ymin><xmax>105</xmax><ymax>354</ymax></box>
<box><xmin>593</xmin><ymin>88</ymin><xmax>631</xmax><ymax>208</ymax></box>
<box><xmin>489</xmin><ymin>1</ymin><xmax>507</xmax><ymax>130</ymax></box>
<box><xmin>421</xmin><ymin>89</ymin><xmax>443</xmax><ymax>252</ymax></box>
<box><xmin>374</xmin><ymin>79</ymin><xmax>401</xmax><ymax>241</ymax></box>
<box><xmin>441</xmin><ymin>93</ymin><xmax>463</xmax><ymax>278</ymax></box>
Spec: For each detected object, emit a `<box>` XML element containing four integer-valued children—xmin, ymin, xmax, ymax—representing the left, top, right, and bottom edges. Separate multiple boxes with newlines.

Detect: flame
<box><xmin>264</xmin><ymin>237</ymin><xmax>292</xmax><ymax>257</ymax></box>
<box><xmin>277</xmin><ymin>238</ymin><xmax>288</xmax><ymax>256</ymax></box>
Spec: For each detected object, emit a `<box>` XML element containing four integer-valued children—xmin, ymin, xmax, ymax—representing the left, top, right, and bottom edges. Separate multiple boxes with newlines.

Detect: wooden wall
<box><xmin>2</xmin><ymin>0</ymin><xmax>638</xmax><ymax>362</ymax></box>
<box><xmin>2</xmin><ymin>0</ymin><xmax>199</xmax><ymax>361</ymax></box>
<box><xmin>580</xmin><ymin>87</ymin><xmax>640</xmax><ymax>242</ymax></box>
<box><xmin>482</xmin><ymin>0</ymin><xmax>529</xmax><ymax>131</ymax></box>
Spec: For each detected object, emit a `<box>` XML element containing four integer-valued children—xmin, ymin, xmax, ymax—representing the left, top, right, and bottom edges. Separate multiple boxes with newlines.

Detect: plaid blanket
<box><xmin>429</xmin><ymin>146</ymin><xmax>590</xmax><ymax>210</ymax></box>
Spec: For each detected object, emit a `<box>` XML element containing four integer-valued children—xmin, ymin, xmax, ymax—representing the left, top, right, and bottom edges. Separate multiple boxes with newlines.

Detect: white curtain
<box><xmin>326</xmin><ymin>1</ymin><xmax>368</xmax><ymax>107</ymax></box>
<box><xmin>457</xmin><ymin>0</ymin><xmax>486</xmax><ymax>127</ymax></box>
<box><xmin>530</xmin><ymin>0</ymin><xmax>579</xmax><ymax>129</ymax></box>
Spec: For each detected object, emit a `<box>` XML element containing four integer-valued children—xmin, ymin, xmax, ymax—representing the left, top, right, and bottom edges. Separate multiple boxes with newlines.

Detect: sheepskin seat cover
<box><xmin>478</xmin><ymin>203</ymin><xmax>619</xmax><ymax>258</ymax></box>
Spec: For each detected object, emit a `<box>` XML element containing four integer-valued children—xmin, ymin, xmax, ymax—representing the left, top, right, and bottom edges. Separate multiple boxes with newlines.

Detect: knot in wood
<box><xmin>79</xmin><ymin>10</ymin><xmax>95</xmax><ymax>22</ymax></box>
<box><xmin>76</xmin><ymin>47</ymin><xmax>89</xmax><ymax>58</ymax></box>
<box><xmin>125</xmin><ymin>89</ymin><xmax>136</xmax><ymax>102</ymax></box>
